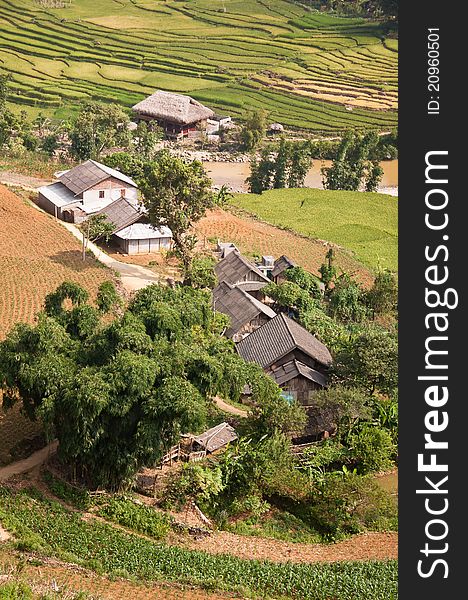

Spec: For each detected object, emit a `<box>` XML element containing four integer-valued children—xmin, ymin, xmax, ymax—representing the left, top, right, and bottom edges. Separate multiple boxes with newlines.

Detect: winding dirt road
<box><xmin>0</xmin><ymin>441</ymin><xmax>57</xmax><ymax>482</ymax></box>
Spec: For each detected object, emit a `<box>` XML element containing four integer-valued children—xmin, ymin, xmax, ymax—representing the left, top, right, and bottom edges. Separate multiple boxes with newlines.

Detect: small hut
<box><xmin>132</xmin><ymin>90</ymin><xmax>214</xmax><ymax>139</ymax></box>
<box><xmin>191</xmin><ymin>423</ymin><xmax>238</xmax><ymax>455</ymax></box>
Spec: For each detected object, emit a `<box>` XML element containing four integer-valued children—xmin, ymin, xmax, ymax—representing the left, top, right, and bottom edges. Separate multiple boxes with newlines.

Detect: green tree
<box><xmin>186</xmin><ymin>255</ymin><xmax>217</xmax><ymax>289</ymax></box>
<box><xmin>247</xmin><ymin>139</ymin><xmax>313</xmax><ymax>193</ymax></box>
<box><xmin>239</xmin><ymin>109</ymin><xmax>268</xmax><ymax>151</ymax></box>
<box><xmin>328</xmin><ymin>273</ymin><xmax>368</xmax><ymax>323</ymax></box>
<box><xmin>321</xmin><ymin>131</ymin><xmax>383</xmax><ymax>192</ymax></box>
<box><xmin>139</xmin><ymin>151</ymin><xmax>215</xmax><ymax>271</ymax></box>
<box><xmin>0</xmin><ymin>282</ymin><xmax>285</xmax><ymax>490</ymax></box>
<box><xmin>133</xmin><ymin>120</ymin><xmax>162</xmax><ymax>158</ymax></box>
<box><xmin>284</xmin><ymin>266</ymin><xmax>322</xmax><ymax>298</ymax></box>
<box><xmin>334</xmin><ymin>326</ymin><xmax>398</xmax><ymax>395</ymax></box>
<box><xmin>319</xmin><ymin>248</ymin><xmax>337</xmax><ymax>292</ymax></box>
<box><xmin>103</xmin><ymin>152</ymin><xmax>146</xmax><ymax>183</ymax></box>
<box><xmin>70</xmin><ymin>102</ymin><xmax>130</xmax><ymax>160</ymax></box>
<box><xmin>366</xmin><ymin>270</ymin><xmax>398</xmax><ymax>317</ymax></box>
<box><xmin>80</xmin><ymin>214</ymin><xmax>116</xmax><ymax>261</ymax></box>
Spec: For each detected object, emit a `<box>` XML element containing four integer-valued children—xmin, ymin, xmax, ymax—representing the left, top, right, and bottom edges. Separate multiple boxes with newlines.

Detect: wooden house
<box><xmin>236</xmin><ymin>313</ymin><xmax>332</xmax><ymax>404</ymax></box>
<box><xmin>37</xmin><ymin>160</ymin><xmax>138</xmax><ymax>222</ymax></box>
<box><xmin>94</xmin><ymin>197</ymin><xmax>172</xmax><ymax>255</ymax></box>
<box><xmin>191</xmin><ymin>422</ymin><xmax>238</xmax><ymax>455</ymax></box>
<box><xmin>271</xmin><ymin>255</ymin><xmax>296</xmax><ymax>284</ymax></box>
<box><xmin>132</xmin><ymin>90</ymin><xmax>214</xmax><ymax>139</ymax></box>
<box><xmin>215</xmin><ymin>250</ymin><xmax>270</xmax><ymax>300</ymax></box>
<box><xmin>213</xmin><ymin>281</ymin><xmax>276</xmax><ymax>341</ymax></box>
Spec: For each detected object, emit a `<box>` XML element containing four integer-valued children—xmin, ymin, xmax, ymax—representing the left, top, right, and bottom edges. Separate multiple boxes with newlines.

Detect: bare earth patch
<box><xmin>175</xmin><ymin>529</ymin><xmax>397</xmax><ymax>564</ymax></box>
<box><xmin>195</xmin><ymin>208</ymin><xmax>374</xmax><ymax>287</ymax></box>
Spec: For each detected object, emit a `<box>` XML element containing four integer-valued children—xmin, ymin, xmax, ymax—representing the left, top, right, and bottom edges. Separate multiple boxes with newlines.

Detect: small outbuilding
<box><xmin>191</xmin><ymin>422</ymin><xmax>238</xmax><ymax>454</ymax></box>
<box><xmin>132</xmin><ymin>90</ymin><xmax>214</xmax><ymax>139</ymax></box>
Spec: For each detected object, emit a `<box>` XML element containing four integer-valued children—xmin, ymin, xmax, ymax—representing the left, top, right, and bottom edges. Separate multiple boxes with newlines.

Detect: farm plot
<box><xmin>194</xmin><ymin>208</ymin><xmax>374</xmax><ymax>286</ymax></box>
<box><xmin>0</xmin><ymin>185</ymin><xmax>115</xmax><ymax>340</ymax></box>
<box><xmin>0</xmin><ymin>0</ymin><xmax>397</xmax><ymax>132</ymax></box>
<box><xmin>232</xmin><ymin>188</ymin><xmax>398</xmax><ymax>272</ymax></box>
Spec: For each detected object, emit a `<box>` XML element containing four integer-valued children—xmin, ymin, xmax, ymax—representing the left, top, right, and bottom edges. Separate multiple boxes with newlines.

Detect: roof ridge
<box><xmin>279</xmin><ymin>312</ymin><xmax>296</xmax><ymax>349</ymax></box>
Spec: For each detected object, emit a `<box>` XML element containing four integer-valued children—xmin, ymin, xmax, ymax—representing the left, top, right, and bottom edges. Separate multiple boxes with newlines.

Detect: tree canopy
<box><xmin>0</xmin><ymin>281</ymin><xmax>291</xmax><ymax>490</ymax></box>
<box><xmin>139</xmin><ymin>151</ymin><xmax>215</xmax><ymax>272</ymax></box>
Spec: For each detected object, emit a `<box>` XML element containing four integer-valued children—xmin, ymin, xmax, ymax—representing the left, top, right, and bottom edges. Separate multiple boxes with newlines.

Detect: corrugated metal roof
<box><xmin>213</xmin><ymin>281</ymin><xmax>276</xmax><ymax>337</ymax></box>
<box><xmin>236</xmin><ymin>313</ymin><xmax>332</xmax><ymax>369</ymax></box>
<box><xmin>58</xmin><ymin>160</ymin><xmax>137</xmax><ymax>196</ymax></box>
<box><xmin>193</xmin><ymin>422</ymin><xmax>238</xmax><ymax>453</ymax></box>
<box><xmin>115</xmin><ymin>223</ymin><xmax>173</xmax><ymax>240</ymax></box>
<box><xmin>215</xmin><ymin>251</ymin><xmax>270</xmax><ymax>286</ymax></box>
<box><xmin>38</xmin><ymin>182</ymin><xmax>78</xmax><ymax>208</ymax></box>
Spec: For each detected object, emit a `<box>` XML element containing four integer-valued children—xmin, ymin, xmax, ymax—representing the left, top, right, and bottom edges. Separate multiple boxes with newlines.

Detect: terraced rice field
<box><xmin>0</xmin><ymin>0</ymin><xmax>397</xmax><ymax>132</ymax></box>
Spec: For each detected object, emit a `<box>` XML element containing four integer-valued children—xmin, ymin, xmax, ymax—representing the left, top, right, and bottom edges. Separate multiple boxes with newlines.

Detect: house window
<box><xmin>99</xmin><ymin>190</ymin><xmax>105</xmax><ymax>199</ymax></box>
<box><xmin>120</xmin><ymin>188</ymin><xmax>126</xmax><ymax>197</ymax></box>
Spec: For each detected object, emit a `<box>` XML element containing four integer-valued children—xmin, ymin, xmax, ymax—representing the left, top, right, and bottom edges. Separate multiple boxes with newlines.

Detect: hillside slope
<box><xmin>0</xmin><ymin>0</ymin><xmax>397</xmax><ymax>131</ymax></box>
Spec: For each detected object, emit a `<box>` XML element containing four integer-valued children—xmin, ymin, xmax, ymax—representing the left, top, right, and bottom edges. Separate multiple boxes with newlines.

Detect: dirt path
<box><xmin>178</xmin><ymin>529</ymin><xmax>397</xmax><ymax>563</ymax></box>
<box><xmin>0</xmin><ymin>441</ymin><xmax>57</xmax><ymax>482</ymax></box>
<box><xmin>0</xmin><ymin>171</ymin><xmax>52</xmax><ymax>191</ymax></box>
<box><xmin>214</xmin><ymin>396</ymin><xmax>248</xmax><ymax>417</ymax></box>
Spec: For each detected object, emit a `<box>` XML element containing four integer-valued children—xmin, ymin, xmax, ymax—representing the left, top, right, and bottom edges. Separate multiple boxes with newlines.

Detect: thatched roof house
<box><xmin>132</xmin><ymin>90</ymin><xmax>214</xmax><ymax>138</ymax></box>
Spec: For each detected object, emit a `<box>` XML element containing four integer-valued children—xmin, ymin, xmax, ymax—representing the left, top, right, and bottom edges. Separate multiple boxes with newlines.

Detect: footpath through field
<box><xmin>0</xmin><ymin>441</ymin><xmax>57</xmax><ymax>482</ymax></box>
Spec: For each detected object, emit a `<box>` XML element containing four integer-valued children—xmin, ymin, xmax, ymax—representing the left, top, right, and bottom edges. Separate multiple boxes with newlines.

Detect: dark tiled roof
<box><xmin>59</xmin><ymin>160</ymin><xmax>137</xmax><ymax>196</ymax></box>
<box><xmin>236</xmin><ymin>313</ymin><xmax>332</xmax><ymax>369</ymax></box>
<box><xmin>94</xmin><ymin>197</ymin><xmax>143</xmax><ymax>233</ymax></box>
<box><xmin>213</xmin><ymin>281</ymin><xmax>276</xmax><ymax>337</ymax></box>
<box><xmin>271</xmin><ymin>255</ymin><xmax>296</xmax><ymax>278</ymax></box>
<box><xmin>193</xmin><ymin>422</ymin><xmax>238</xmax><ymax>453</ymax></box>
<box><xmin>268</xmin><ymin>359</ymin><xmax>327</xmax><ymax>388</ymax></box>
<box><xmin>215</xmin><ymin>251</ymin><xmax>270</xmax><ymax>286</ymax></box>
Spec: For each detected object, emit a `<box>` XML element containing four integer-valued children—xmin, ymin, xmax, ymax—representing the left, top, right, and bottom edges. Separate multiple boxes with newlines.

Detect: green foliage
<box><xmin>263</xmin><ymin>281</ymin><xmax>316</xmax><ymax>314</ymax></box>
<box><xmin>366</xmin><ymin>270</ymin><xmax>398</xmax><ymax>316</ymax></box>
<box><xmin>41</xmin><ymin>133</ymin><xmax>59</xmax><ymax>157</ymax></box>
<box><xmin>247</xmin><ymin>139</ymin><xmax>313</xmax><ymax>193</ymax></box>
<box><xmin>132</xmin><ymin>121</ymin><xmax>162</xmax><ymax>159</ymax></box>
<box><xmin>0</xmin><ymin>487</ymin><xmax>398</xmax><ymax>599</ymax></box>
<box><xmin>102</xmin><ymin>152</ymin><xmax>146</xmax><ymax>183</ymax></box>
<box><xmin>348</xmin><ymin>425</ymin><xmax>396</xmax><ymax>474</ymax></box>
<box><xmin>43</xmin><ymin>471</ymin><xmax>91</xmax><ymax>510</ymax></box>
<box><xmin>98</xmin><ymin>497</ymin><xmax>170</xmax><ymax>540</ymax></box>
<box><xmin>166</xmin><ymin>463</ymin><xmax>225</xmax><ymax>508</ymax></box>
<box><xmin>328</xmin><ymin>273</ymin><xmax>368</xmax><ymax>323</ymax></box>
<box><xmin>81</xmin><ymin>214</ymin><xmax>116</xmax><ymax>244</ymax></box>
<box><xmin>0</xmin><ymin>582</ymin><xmax>33</xmax><ymax>600</ymax></box>
<box><xmin>240</xmin><ymin>109</ymin><xmax>268</xmax><ymax>151</ymax></box>
<box><xmin>186</xmin><ymin>255</ymin><xmax>217</xmax><ymax>289</ymax></box>
<box><xmin>140</xmin><ymin>151</ymin><xmax>215</xmax><ymax>270</ymax></box>
<box><xmin>0</xmin><ymin>281</ymin><xmax>285</xmax><ymax>490</ymax></box>
<box><xmin>334</xmin><ymin>326</ymin><xmax>398</xmax><ymax>394</ymax></box>
<box><xmin>306</xmin><ymin>472</ymin><xmax>397</xmax><ymax>540</ymax></box>
<box><xmin>284</xmin><ymin>266</ymin><xmax>322</xmax><ymax>298</ymax></box>
<box><xmin>96</xmin><ymin>281</ymin><xmax>121</xmax><ymax>315</ymax></box>
<box><xmin>70</xmin><ymin>102</ymin><xmax>130</xmax><ymax>160</ymax></box>
<box><xmin>322</xmin><ymin>131</ymin><xmax>383</xmax><ymax>192</ymax></box>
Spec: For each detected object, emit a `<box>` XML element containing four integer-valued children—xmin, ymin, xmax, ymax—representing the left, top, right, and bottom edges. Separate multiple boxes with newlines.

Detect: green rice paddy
<box><xmin>234</xmin><ymin>187</ymin><xmax>398</xmax><ymax>271</ymax></box>
<box><xmin>0</xmin><ymin>0</ymin><xmax>397</xmax><ymax>132</ymax></box>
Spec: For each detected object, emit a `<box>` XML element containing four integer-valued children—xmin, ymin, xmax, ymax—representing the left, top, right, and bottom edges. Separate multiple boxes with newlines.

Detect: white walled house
<box><xmin>37</xmin><ymin>160</ymin><xmax>138</xmax><ymax>222</ymax></box>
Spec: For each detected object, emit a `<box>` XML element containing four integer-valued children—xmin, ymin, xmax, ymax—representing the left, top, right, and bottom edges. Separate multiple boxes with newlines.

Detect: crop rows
<box><xmin>0</xmin><ymin>487</ymin><xmax>398</xmax><ymax>600</ymax></box>
<box><xmin>0</xmin><ymin>0</ymin><xmax>397</xmax><ymax>131</ymax></box>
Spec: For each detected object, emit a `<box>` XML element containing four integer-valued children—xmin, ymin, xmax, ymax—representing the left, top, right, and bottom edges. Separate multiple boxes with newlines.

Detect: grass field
<box><xmin>0</xmin><ymin>0</ymin><xmax>397</xmax><ymax>132</ymax></box>
<box><xmin>233</xmin><ymin>188</ymin><xmax>397</xmax><ymax>271</ymax></box>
